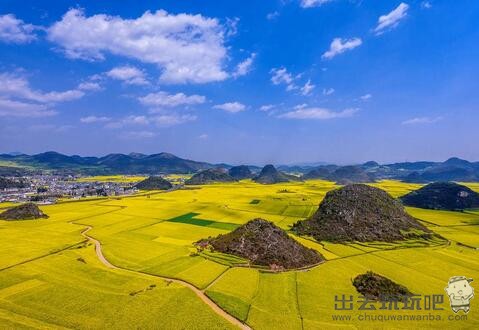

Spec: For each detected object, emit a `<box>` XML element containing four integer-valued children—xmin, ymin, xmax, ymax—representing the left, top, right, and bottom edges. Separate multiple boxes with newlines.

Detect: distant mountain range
<box><xmin>0</xmin><ymin>151</ymin><xmax>212</xmax><ymax>175</ymax></box>
<box><xmin>0</xmin><ymin>152</ymin><xmax>478</xmax><ymax>183</ymax></box>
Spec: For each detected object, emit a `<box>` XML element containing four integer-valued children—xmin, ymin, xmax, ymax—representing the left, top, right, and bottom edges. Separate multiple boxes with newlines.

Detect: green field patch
<box><xmin>335</xmin><ymin>236</ymin><xmax>445</xmax><ymax>255</ymax></box>
<box><xmin>287</xmin><ymin>234</ymin><xmax>338</xmax><ymax>260</ymax></box>
<box><xmin>153</xmin><ymin>236</ymin><xmax>193</xmax><ymax>246</ymax></box>
<box><xmin>141</xmin><ymin>254</ymin><xmax>204</xmax><ymax>278</ymax></box>
<box><xmin>206</xmin><ymin>290</ymin><xmax>250</xmax><ymax>321</ymax></box>
<box><xmin>406</xmin><ymin>207</ymin><xmax>479</xmax><ymax>226</ymax></box>
<box><xmin>176</xmin><ymin>258</ymin><xmax>229</xmax><ymax>289</ymax></box>
<box><xmin>247</xmin><ymin>272</ymin><xmax>302</xmax><ymax>330</ymax></box>
<box><xmin>166</xmin><ymin>212</ymin><xmax>239</xmax><ymax>231</ymax></box>
<box><xmin>357</xmin><ymin>241</ymin><xmax>397</xmax><ymax>249</ymax></box>
<box><xmin>233</xmin><ymin>199</ymin><xmax>289</xmax><ymax>216</ymax></box>
<box><xmin>249</xmin><ymin>199</ymin><xmax>260</xmax><ymax>204</ymax></box>
<box><xmin>321</xmin><ymin>242</ymin><xmax>365</xmax><ymax>257</ymax></box>
<box><xmin>431</xmin><ymin>227</ymin><xmax>479</xmax><ymax>248</ymax></box>
<box><xmin>199</xmin><ymin>250</ymin><xmax>249</xmax><ymax>266</ymax></box>
<box><xmin>206</xmin><ymin>267</ymin><xmax>259</xmax><ymax>303</ymax></box>
<box><xmin>0</xmin><ymin>279</ymin><xmax>46</xmax><ymax>299</ymax></box>
<box><xmin>282</xmin><ymin>204</ymin><xmax>313</xmax><ymax>218</ymax></box>
<box><xmin>369</xmin><ymin>180</ymin><xmax>424</xmax><ymax>198</ymax></box>
<box><xmin>347</xmin><ymin>242</ymin><xmax>381</xmax><ymax>252</ymax></box>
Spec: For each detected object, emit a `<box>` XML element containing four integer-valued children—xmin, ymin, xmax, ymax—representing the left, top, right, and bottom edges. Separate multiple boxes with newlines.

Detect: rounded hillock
<box><xmin>330</xmin><ymin>166</ymin><xmax>375</xmax><ymax>185</ymax></box>
<box><xmin>228</xmin><ymin>165</ymin><xmax>252</xmax><ymax>180</ymax></box>
<box><xmin>302</xmin><ymin>167</ymin><xmax>332</xmax><ymax>180</ymax></box>
<box><xmin>135</xmin><ymin>176</ymin><xmax>172</xmax><ymax>190</ymax></box>
<box><xmin>185</xmin><ymin>168</ymin><xmax>236</xmax><ymax>185</ymax></box>
<box><xmin>401</xmin><ymin>182</ymin><xmax>479</xmax><ymax>211</ymax></box>
<box><xmin>362</xmin><ymin>161</ymin><xmax>380</xmax><ymax>168</ymax></box>
<box><xmin>197</xmin><ymin>218</ymin><xmax>323</xmax><ymax>269</ymax></box>
<box><xmin>0</xmin><ymin>203</ymin><xmax>49</xmax><ymax>220</ymax></box>
<box><xmin>302</xmin><ymin>165</ymin><xmax>375</xmax><ymax>184</ymax></box>
<box><xmin>293</xmin><ymin>184</ymin><xmax>432</xmax><ymax>242</ymax></box>
<box><xmin>253</xmin><ymin>165</ymin><xmax>292</xmax><ymax>184</ymax></box>
<box><xmin>353</xmin><ymin>271</ymin><xmax>412</xmax><ymax>301</ymax></box>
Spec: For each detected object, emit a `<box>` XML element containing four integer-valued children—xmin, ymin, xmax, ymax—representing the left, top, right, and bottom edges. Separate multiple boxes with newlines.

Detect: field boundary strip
<box><xmin>244</xmin><ymin>270</ymin><xmax>261</xmax><ymax>323</ymax></box>
<box><xmin>0</xmin><ymin>309</ymin><xmax>70</xmax><ymax>330</ymax></box>
<box><xmin>0</xmin><ymin>240</ymin><xmax>87</xmax><ymax>272</ymax></box>
<box><xmin>203</xmin><ymin>267</ymin><xmax>232</xmax><ymax>292</ymax></box>
<box><xmin>294</xmin><ymin>272</ymin><xmax>305</xmax><ymax>330</ymax></box>
<box><xmin>0</xmin><ymin>279</ymin><xmax>45</xmax><ymax>299</ymax></box>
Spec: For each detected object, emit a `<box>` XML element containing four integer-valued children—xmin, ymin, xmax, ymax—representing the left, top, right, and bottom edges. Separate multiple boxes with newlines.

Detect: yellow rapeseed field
<box><xmin>1</xmin><ymin>179</ymin><xmax>478</xmax><ymax>329</ymax></box>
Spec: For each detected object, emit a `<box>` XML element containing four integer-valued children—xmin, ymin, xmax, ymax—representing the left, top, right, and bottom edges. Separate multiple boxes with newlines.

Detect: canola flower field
<box><xmin>0</xmin><ymin>180</ymin><xmax>478</xmax><ymax>329</ymax></box>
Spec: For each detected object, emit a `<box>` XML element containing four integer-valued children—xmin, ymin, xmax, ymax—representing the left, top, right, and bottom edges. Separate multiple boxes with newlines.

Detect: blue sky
<box><xmin>0</xmin><ymin>0</ymin><xmax>478</xmax><ymax>165</ymax></box>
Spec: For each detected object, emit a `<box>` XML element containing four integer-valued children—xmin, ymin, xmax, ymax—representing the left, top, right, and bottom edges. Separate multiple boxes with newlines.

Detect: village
<box><xmin>0</xmin><ymin>175</ymin><xmax>138</xmax><ymax>204</ymax></box>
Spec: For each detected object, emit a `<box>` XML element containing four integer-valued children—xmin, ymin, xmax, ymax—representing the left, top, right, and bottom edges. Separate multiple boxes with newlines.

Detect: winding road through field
<box><xmin>79</xmin><ymin>226</ymin><xmax>251</xmax><ymax>330</ymax></box>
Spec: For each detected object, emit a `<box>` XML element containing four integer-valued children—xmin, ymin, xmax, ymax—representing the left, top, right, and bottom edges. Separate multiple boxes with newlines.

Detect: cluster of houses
<box><xmin>0</xmin><ymin>175</ymin><xmax>138</xmax><ymax>204</ymax></box>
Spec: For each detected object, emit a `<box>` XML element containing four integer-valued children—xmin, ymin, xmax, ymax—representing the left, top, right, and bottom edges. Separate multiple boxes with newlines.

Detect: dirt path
<box><xmin>79</xmin><ymin>226</ymin><xmax>251</xmax><ymax>330</ymax></box>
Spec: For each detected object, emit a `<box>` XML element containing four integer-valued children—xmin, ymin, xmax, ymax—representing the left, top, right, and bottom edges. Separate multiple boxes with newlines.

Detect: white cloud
<box><xmin>106</xmin><ymin>112</ymin><xmax>196</xmax><ymax>129</ymax></box>
<box><xmin>47</xmin><ymin>9</ymin><xmax>229</xmax><ymax>84</ymax></box>
<box><xmin>402</xmin><ymin>116</ymin><xmax>442</xmax><ymax>125</ymax></box>
<box><xmin>279</xmin><ymin>107</ymin><xmax>358</xmax><ymax>120</ymax></box>
<box><xmin>78</xmin><ymin>81</ymin><xmax>102</xmax><ymax>91</ymax></box>
<box><xmin>122</xmin><ymin>131</ymin><xmax>156</xmax><ymax>139</ymax></box>
<box><xmin>374</xmin><ymin>3</ymin><xmax>409</xmax><ymax>35</ymax></box>
<box><xmin>421</xmin><ymin>1</ymin><xmax>432</xmax><ymax>9</ymax></box>
<box><xmin>139</xmin><ymin>91</ymin><xmax>206</xmax><ymax>107</ymax></box>
<box><xmin>198</xmin><ymin>133</ymin><xmax>208</xmax><ymax>139</ymax></box>
<box><xmin>35</xmin><ymin>90</ymin><xmax>84</xmax><ymax>103</ymax></box>
<box><xmin>0</xmin><ymin>72</ymin><xmax>87</xmax><ymax>117</ymax></box>
<box><xmin>233</xmin><ymin>53</ymin><xmax>256</xmax><ymax>78</ymax></box>
<box><xmin>294</xmin><ymin>103</ymin><xmax>308</xmax><ymax>110</ymax></box>
<box><xmin>0</xmin><ymin>98</ymin><xmax>55</xmax><ymax>117</ymax></box>
<box><xmin>300</xmin><ymin>79</ymin><xmax>315</xmax><ymax>96</ymax></box>
<box><xmin>80</xmin><ymin>116</ymin><xmax>111</xmax><ymax>123</ymax></box>
<box><xmin>123</xmin><ymin>115</ymin><xmax>150</xmax><ymax>125</ymax></box>
<box><xmin>0</xmin><ymin>14</ymin><xmax>37</xmax><ymax>44</ymax></box>
<box><xmin>106</xmin><ymin>66</ymin><xmax>148</xmax><ymax>85</ymax></box>
<box><xmin>322</xmin><ymin>88</ymin><xmax>335</xmax><ymax>95</ymax></box>
<box><xmin>151</xmin><ymin>114</ymin><xmax>197</xmax><ymax>126</ymax></box>
<box><xmin>266</xmin><ymin>12</ymin><xmax>280</xmax><ymax>20</ymax></box>
<box><xmin>322</xmin><ymin>37</ymin><xmax>362</xmax><ymax>59</ymax></box>
<box><xmin>105</xmin><ymin>115</ymin><xmax>150</xmax><ymax>129</ymax></box>
<box><xmin>225</xmin><ymin>17</ymin><xmax>240</xmax><ymax>37</ymax></box>
<box><xmin>260</xmin><ymin>104</ymin><xmax>275</xmax><ymax>112</ymax></box>
<box><xmin>0</xmin><ymin>72</ymin><xmax>85</xmax><ymax>103</ymax></box>
<box><xmin>300</xmin><ymin>0</ymin><xmax>333</xmax><ymax>8</ymax></box>
<box><xmin>286</xmin><ymin>84</ymin><xmax>298</xmax><ymax>92</ymax></box>
<box><xmin>270</xmin><ymin>67</ymin><xmax>301</xmax><ymax>91</ymax></box>
<box><xmin>29</xmin><ymin>124</ymin><xmax>72</xmax><ymax>132</ymax></box>
<box><xmin>89</xmin><ymin>74</ymin><xmax>104</xmax><ymax>81</ymax></box>
<box><xmin>271</xmin><ymin>67</ymin><xmax>293</xmax><ymax>85</ymax></box>
<box><xmin>360</xmin><ymin>93</ymin><xmax>372</xmax><ymax>100</ymax></box>
<box><xmin>213</xmin><ymin>102</ymin><xmax>246</xmax><ymax>113</ymax></box>
<box><xmin>116</xmin><ymin>90</ymin><xmax>202</xmax><ymax>128</ymax></box>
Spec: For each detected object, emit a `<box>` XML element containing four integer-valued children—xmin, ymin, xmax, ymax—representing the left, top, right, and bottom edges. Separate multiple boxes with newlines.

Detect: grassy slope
<box><xmin>1</xmin><ymin>179</ymin><xmax>478</xmax><ymax>329</ymax></box>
